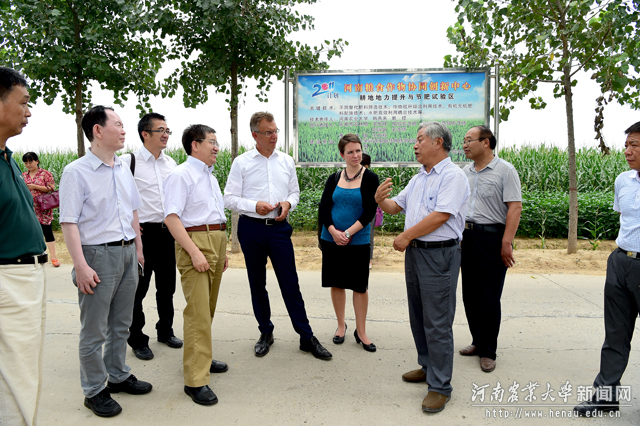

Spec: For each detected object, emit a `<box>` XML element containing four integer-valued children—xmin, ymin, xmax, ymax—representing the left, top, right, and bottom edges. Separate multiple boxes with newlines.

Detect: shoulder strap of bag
<box><xmin>129</xmin><ymin>152</ymin><xmax>135</xmax><ymax>176</ymax></box>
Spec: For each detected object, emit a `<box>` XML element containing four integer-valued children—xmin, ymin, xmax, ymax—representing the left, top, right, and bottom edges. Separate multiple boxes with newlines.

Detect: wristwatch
<box><xmin>344</xmin><ymin>230</ymin><xmax>351</xmax><ymax>239</ymax></box>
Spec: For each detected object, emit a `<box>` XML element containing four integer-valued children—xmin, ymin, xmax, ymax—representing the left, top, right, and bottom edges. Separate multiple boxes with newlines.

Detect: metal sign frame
<box><xmin>289</xmin><ymin>67</ymin><xmax>492</xmax><ymax>167</ymax></box>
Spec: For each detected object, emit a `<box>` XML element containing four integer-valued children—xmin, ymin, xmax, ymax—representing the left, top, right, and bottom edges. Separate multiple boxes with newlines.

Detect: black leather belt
<box><xmin>464</xmin><ymin>222</ymin><xmax>505</xmax><ymax>234</ymax></box>
<box><xmin>141</xmin><ymin>222</ymin><xmax>167</xmax><ymax>229</ymax></box>
<box><xmin>0</xmin><ymin>253</ymin><xmax>48</xmax><ymax>265</ymax></box>
<box><xmin>410</xmin><ymin>239</ymin><xmax>458</xmax><ymax>249</ymax></box>
<box><xmin>241</xmin><ymin>215</ymin><xmax>284</xmax><ymax>226</ymax></box>
<box><xmin>619</xmin><ymin>248</ymin><xmax>640</xmax><ymax>259</ymax></box>
<box><xmin>104</xmin><ymin>240</ymin><xmax>134</xmax><ymax>247</ymax></box>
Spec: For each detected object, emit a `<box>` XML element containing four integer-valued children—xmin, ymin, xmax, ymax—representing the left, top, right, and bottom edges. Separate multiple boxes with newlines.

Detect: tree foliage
<box><xmin>444</xmin><ymin>0</ymin><xmax>640</xmax><ymax>254</ymax></box>
<box><xmin>0</xmin><ymin>0</ymin><xmax>166</xmax><ymax>156</ymax></box>
<box><xmin>161</xmin><ymin>0</ymin><xmax>347</xmax><ymax>252</ymax></box>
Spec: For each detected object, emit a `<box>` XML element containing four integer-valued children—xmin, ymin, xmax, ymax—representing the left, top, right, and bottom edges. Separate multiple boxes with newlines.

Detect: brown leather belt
<box><xmin>185</xmin><ymin>223</ymin><xmax>226</xmax><ymax>232</ymax></box>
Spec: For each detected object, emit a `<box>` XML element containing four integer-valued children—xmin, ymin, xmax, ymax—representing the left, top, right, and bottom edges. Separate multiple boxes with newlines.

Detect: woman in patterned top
<box><xmin>22</xmin><ymin>152</ymin><xmax>60</xmax><ymax>267</ymax></box>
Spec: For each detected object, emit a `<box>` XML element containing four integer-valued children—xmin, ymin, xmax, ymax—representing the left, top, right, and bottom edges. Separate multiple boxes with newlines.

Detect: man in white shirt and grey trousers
<box><xmin>224</xmin><ymin>111</ymin><xmax>332</xmax><ymax>361</ymax></box>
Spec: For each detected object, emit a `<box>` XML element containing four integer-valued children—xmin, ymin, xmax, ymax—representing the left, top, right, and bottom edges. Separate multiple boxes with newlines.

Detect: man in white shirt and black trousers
<box><xmin>121</xmin><ymin>112</ymin><xmax>182</xmax><ymax>361</ymax></box>
<box><xmin>224</xmin><ymin>111</ymin><xmax>332</xmax><ymax>360</ymax></box>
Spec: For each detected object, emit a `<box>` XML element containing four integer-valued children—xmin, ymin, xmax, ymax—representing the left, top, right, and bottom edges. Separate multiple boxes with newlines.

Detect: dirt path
<box><xmin>52</xmin><ymin>231</ymin><xmax>615</xmax><ymax>276</ymax></box>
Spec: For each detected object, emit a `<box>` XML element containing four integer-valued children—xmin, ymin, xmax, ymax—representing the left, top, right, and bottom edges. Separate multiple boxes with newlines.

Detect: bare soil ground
<box><xmin>52</xmin><ymin>230</ymin><xmax>615</xmax><ymax>276</ymax></box>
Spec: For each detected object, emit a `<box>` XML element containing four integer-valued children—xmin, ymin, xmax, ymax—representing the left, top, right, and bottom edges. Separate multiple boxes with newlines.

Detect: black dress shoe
<box><xmin>255</xmin><ymin>333</ymin><xmax>274</xmax><ymax>357</ymax></box>
<box><xmin>210</xmin><ymin>359</ymin><xmax>229</xmax><ymax>373</ymax></box>
<box><xmin>300</xmin><ymin>336</ymin><xmax>332</xmax><ymax>360</ymax></box>
<box><xmin>158</xmin><ymin>335</ymin><xmax>183</xmax><ymax>348</ymax></box>
<box><xmin>184</xmin><ymin>385</ymin><xmax>218</xmax><ymax>406</ymax></box>
<box><xmin>84</xmin><ymin>389</ymin><xmax>122</xmax><ymax>417</ymax></box>
<box><xmin>333</xmin><ymin>323</ymin><xmax>347</xmax><ymax>345</ymax></box>
<box><xmin>354</xmin><ymin>330</ymin><xmax>377</xmax><ymax>352</ymax></box>
<box><xmin>107</xmin><ymin>374</ymin><xmax>153</xmax><ymax>395</ymax></box>
<box><xmin>133</xmin><ymin>346</ymin><xmax>154</xmax><ymax>360</ymax></box>
<box><xmin>574</xmin><ymin>394</ymin><xmax>619</xmax><ymax>416</ymax></box>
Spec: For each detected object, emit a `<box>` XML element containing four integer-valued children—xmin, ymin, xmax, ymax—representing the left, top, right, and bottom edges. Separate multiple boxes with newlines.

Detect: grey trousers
<box><xmin>405</xmin><ymin>244</ymin><xmax>460</xmax><ymax>396</ymax></box>
<box><xmin>593</xmin><ymin>248</ymin><xmax>640</xmax><ymax>397</ymax></box>
<box><xmin>73</xmin><ymin>244</ymin><xmax>137</xmax><ymax>398</ymax></box>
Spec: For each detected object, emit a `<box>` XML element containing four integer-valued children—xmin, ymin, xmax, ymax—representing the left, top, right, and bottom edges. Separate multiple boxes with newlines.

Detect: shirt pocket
<box><xmin>478</xmin><ymin>181</ymin><xmax>498</xmax><ymax>198</ymax></box>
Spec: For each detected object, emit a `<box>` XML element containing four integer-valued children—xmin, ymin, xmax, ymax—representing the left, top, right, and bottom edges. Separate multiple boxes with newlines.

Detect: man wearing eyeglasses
<box><xmin>375</xmin><ymin>121</ymin><xmax>470</xmax><ymax>413</ymax></box>
<box><xmin>60</xmin><ymin>106</ymin><xmax>152</xmax><ymax>417</ymax></box>
<box><xmin>458</xmin><ymin>126</ymin><xmax>522</xmax><ymax>374</ymax></box>
<box><xmin>163</xmin><ymin>125</ymin><xmax>228</xmax><ymax>406</ymax></box>
<box><xmin>224</xmin><ymin>111</ymin><xmax>332</xmax><ymax>361</ymax></box>
<box><xmin>120</xmin><ymin>113</ymin><xmax>182</xmax><ymax>361</ymax></box>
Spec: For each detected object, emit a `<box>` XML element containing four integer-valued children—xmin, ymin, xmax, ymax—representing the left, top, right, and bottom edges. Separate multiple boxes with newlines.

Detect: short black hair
<box><xmin>182</xmin><ymin>124</ymin><xmax>216</xmax><ymax>155</ymax></box>
<box><xmin>22</xmin><ymin>152</ymin><xmax>39</xmax><ymax>166</ymax></box>
<box><xmin>361</xmin><ymin>153</ymin><xmax>371</xmax><ymax>167</ymax></box>
<box><xmin>0</xmin><ymin>67</ymin><xmax>29</xmax><ymax>101</ymax></box>
<box><xmin>625</xmin><ymin>121</ymin><xmax>640</xmax><ymax>135</ymax></box>
<box><xmin>138</xmin><ymin>112</ymin><xmax>167</xmax><ymax>143</ymax></box>
<box><xmin>471</xmin><ymin>125</ymin><xmax>497</xmax><ymax>150</ymax></box>
<box><xmin>81</xmin><ymin>105</ymin><xmax>114</xmax><ymax>142</ymax></box>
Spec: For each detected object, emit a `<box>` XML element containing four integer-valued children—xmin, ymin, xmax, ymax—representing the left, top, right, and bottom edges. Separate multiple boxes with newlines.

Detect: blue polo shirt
<box><xmin>0</xmin><ymin>146</ymin><xmax>47</xmax><ymax>259</ymax></box>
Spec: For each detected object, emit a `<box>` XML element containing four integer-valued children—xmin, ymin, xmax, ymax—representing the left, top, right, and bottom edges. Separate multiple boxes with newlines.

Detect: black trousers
<box><xmin>460</xmin><ymin>228</ymin><xmax>507</xmax><ymax>360</ymax></box>
<box><xmin>593</xmin><ymin>248</ymin><xmax>640</xmax><ymax>399</ymax></box>
<box><xmin>127</xmin><ymin>222</ymin><xmax>177</xmax><ymax>349</ymax></box>
<box><xmin>237</xmin><ymin>216</ymin><xmax>313</xmax><ymax>341</ymax></box>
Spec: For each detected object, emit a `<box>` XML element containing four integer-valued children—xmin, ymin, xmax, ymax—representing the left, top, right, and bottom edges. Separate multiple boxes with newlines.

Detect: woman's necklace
<box><xmin>343</xmin><ymin>166</ymin><xmax>363</xmax><ymax>182</ymax></box>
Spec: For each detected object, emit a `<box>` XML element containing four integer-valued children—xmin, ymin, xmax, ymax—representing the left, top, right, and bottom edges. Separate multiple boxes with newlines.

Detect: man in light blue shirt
<box><xmin>575</xmin><ymin>121</ymin><xmax>640</xmax><ymax>417</ymax></box>
<box><xmin>376</xmin><ymin>121</ymin><xmax>470</xmax><ymax>414</ymax></box>
<box><xmin>60</xmin><ymin>106</ymin><xmax>152</xmax><ymax>418</ymax></box>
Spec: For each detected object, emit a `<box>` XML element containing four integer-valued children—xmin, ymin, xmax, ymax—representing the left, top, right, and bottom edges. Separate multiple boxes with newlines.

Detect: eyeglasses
<box><xmin>145</xmin><ymin>128</ymin><xmax>172</xmax><ymax>135</ymax></box>
<box><xmin>255</xmin><ymin>129</ymin><xmax>280</xmax><ymax>137</ymax></box>
<box><xmin>194</xmin><ymin>139</ymin><xmax>219</xmax><ymax>148</ymax></box>
<box><xmin>462</xmin><ymin>138</ymin><xmax>483</xmax><ymax>146</ymax></box>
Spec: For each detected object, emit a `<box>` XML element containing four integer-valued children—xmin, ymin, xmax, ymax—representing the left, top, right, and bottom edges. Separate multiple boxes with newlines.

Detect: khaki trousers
<box><xmin>175</xmin><ymin>230</ymin><xmax>226</xmax><ymax>387</ymax></box>
<box><xmin>0</xmin><ymin>264</ymin><xmax>46</xmax><ymax>426</ymax></box>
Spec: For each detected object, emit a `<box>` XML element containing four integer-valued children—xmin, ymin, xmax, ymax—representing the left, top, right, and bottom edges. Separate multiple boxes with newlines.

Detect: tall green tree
<box><xmin>163</xmin><ymin>0</ymin><xmax>347</xmax><ymax>252</ymax></box>
<box><xmin>444</xmin><ymin>0</ymin><xmax>640</xmax><ymax>254</ymax></box>
<box><xmin>0</xmin><ymin>0</ymin><xmax>166</xmax><ymax>156</ymax></box>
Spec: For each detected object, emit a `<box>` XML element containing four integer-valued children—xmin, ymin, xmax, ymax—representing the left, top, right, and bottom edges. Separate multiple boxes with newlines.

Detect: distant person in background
<box><xmin>459</xmin><ymin>125</ymin><xmax>522</xmax><ymax>373</ymax></box>
<box><xmin>121</xmin><ymin>113</ymin><xmax>181</xmax><ymax>362</ymax></box>
<box><xmin>574</xmin><ymin>121</ymin><xmax>640</xmax><ymax>417</ymax></box>
<box><xmin>22</xmin><ymin>152</ymin><xmax>60</xmax><ymax>267</ymax></box>
<box><xmin>360</xmin><ymin>153</ymin><xmax>375</xmax><ymax>269</ymax></box>
<box><xmin>0</xmin><ymin>66</ymin><xmax>48</xmax><ymax>426</ymax></box>
<box><xmin>319</xmin><ymin>135</ymin><xmax>379</xmax><ymax>352</ymax></box>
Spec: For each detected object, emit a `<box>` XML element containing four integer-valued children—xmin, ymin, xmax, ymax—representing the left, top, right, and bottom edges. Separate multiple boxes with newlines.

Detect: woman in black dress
<box><xmin>318</xmin><ymin>134</ymin><xmax>379</xmax><ymax>352</ymax></box>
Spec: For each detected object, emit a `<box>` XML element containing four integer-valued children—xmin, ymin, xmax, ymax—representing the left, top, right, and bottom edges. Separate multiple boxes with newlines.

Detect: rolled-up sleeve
<box><xmin>223</xmin><ymin>159</ymin><xmax>257</xmax><ymax>214</ymax></box>
<box><xmin>59</xmin><ymin>167</ymin><xmax>82</xmax><ymax>224</ymax></box>
<box><xmin>285</xmin><ymin>158</ymin><xmax>300</xmax><ymax>211</ymax></box>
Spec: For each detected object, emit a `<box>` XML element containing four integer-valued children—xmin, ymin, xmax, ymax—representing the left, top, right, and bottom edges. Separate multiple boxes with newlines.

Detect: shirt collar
<box><xmin>86</xmin><ymin>148</ymin><xmax>121</xmax><ymax>171</ymax></box>
<box><xmin>250</xmin><ymin>147</ymin><xmax>280</xmax><ymax>159</ymax></box>
<box><xmin>0</xmin><ymin>145</ymin><xmax>13</xmax><ymax>161</ymax></box>
<box><xmin>139</xmin><ymin>145</ymin><xmax>166</xmax><ymax>162</ymax></box>
<box><xmin>186</xmin><ymin>155</ymin><xmax>213</xmax><ymax>173</ymax></box>
<box><xmin>470</xmin><ymin>154</ymin><xmax>499</xmax><ymax>173</ymax></box>
<box><xmin>421</xmin><ymin>156</ymin><xmax>452</xmax><ymax>175</ymax></box>
<box><xmin>626</xmin><ymin>170</ymin><xmax>640</xmax><ymax>182</ymax></box>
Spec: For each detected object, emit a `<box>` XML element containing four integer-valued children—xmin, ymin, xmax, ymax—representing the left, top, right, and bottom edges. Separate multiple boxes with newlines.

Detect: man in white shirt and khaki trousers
<box><xmin>163</xmin><ymin>125</ymin><xmax>228</xmax><ymax>406</ymax></box>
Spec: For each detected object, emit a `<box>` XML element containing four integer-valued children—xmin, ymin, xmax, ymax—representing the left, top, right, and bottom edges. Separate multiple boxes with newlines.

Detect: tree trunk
<box><xmin>75</xmin><ymin>78</ymin><xmax>85</xmax><ymax>157</ymax></box>
<box><xmin>563</xmin><ymin>67</ymin><xmax>578</xmax><ymax>254</ymax></box>
<box><xmin>229</xmin><ymin>62</ymin><xmax>241</xmax><ymax>254</ymax></box>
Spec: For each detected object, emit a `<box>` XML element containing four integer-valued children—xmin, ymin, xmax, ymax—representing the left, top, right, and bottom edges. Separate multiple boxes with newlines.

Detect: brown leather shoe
<box><xmin>402</xmin><ymin>368</ymin><xmax>426</xmax><ymax>383</ymax></box>
<box><xmin>480</xmin><ymin>357</ymin><xmax>496</xmax><ymax>372</ymax></box>
<box><xmin>459</xmin><ymin>344</ymin><xmax>476</xmax><ymax>356</ymax></box>
<box><xmin>422</xmin><ymin>391</ymin><xmax>450</xmax><ymax>413</ymax></box>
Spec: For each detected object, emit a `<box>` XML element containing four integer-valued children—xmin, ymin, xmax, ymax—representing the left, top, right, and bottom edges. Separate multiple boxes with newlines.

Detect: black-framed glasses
<box><xmin>145</xmin><ymin>128</ymin><xmax>172</xmax><ymax>135</ymax></box>
<box><xmin>255</xmin><ymin>129</ymin><xmax>280</xmax><ymax>137</ymax></box>
<box><xmin>462</xmin><ymin>138</ymin><xmax>483</xmax><ymax>146</ymax></box>
<box><xmin>194</xmin><ymin>139</ymin><xmax>219</xmax><ymax>148</ymax></box>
